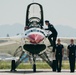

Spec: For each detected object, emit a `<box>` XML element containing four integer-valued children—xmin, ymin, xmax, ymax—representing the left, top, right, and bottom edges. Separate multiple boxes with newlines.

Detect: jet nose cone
<box><xmin>28</xmin><ymin>34</ymin><xmax>44</xmax><ymax>44</ymax></box>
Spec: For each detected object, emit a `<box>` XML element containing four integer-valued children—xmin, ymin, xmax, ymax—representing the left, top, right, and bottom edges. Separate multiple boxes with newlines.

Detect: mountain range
<box><xmin>0</xmin><ymin>23</ymin><xmax>76</xmax><ymax>37</ymax></box>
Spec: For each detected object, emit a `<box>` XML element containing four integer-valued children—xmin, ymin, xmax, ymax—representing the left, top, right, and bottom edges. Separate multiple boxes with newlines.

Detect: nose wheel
<box><xmin>33</xmin><ymin>64</ymin><xmax>36</xmax><ymax>72</ymax></box>
<box><xmin>32</xmin><ymin>55</ymin><xmax>36</xmax><ymax>72</ymax></box>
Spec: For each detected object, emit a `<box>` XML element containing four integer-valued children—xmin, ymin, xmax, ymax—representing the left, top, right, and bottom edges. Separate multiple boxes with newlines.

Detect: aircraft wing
<box><xmin>0</xmin><ymin>35</ymin><xmax>24</xmax><ymax>55</ymax></box>
<box><xmin>0</xmin><ymin>33</ymin><xmax>27</xmax><ymax>45</ymax></box>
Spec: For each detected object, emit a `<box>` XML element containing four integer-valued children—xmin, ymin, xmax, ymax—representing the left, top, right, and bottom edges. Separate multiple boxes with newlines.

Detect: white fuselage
<box><xmin>24</xmin><ymin>28</ymin><xmax>46</xmax><ymax>44</ymax></box>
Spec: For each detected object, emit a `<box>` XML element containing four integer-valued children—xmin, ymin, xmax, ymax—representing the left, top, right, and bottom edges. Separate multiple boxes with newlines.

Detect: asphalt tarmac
<box><xmin>0</xmin><ymin>69</ymin><xmax>76</xmax><ymax>75</ymax></box>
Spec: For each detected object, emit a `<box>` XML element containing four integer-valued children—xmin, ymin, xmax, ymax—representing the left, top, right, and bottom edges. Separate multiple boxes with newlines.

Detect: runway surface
<box><xmin>0</xmin><ymin>69</ymin><xmax>76</xmax><ymax>75</ymax></box>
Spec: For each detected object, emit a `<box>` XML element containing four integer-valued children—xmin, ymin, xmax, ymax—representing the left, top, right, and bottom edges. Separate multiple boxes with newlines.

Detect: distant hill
<box><xmin>0</xmin><ymin>23</ymin><xmax>24</xmax><ymax>37</ymax></box>
<box><xmin>55</xmin><ymin>25</ymin><xmax>76</xmax><ymax>37</ymax></box>
<box><xmin>0</xmin><ymin>23</ymin><xmax>76</xmax><ymax>37</ymax></box>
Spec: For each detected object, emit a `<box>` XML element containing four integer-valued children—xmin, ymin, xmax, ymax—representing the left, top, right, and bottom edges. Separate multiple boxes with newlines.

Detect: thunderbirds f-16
<box><xmin>0</xmin><ymin>2</ymin><xmax>76</xmax><ymax>72</ymax></box>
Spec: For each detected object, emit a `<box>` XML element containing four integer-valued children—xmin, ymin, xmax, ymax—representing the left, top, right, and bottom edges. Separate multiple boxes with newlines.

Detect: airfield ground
<box><xmin>0</xmin><ymin>69</ymin><xmax>76</xmax><ymax>75</ymax></box>
<box><xmin>0</xmin><ymin>38</ymin><xmax>76</xmax><ymax>75</ymax></box>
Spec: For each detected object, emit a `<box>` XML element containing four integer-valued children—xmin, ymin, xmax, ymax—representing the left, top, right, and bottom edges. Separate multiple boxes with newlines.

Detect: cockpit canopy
<box><xmin>25</xmin><ymin>3</ymin><xmax>44</xmax><ymax>29</ymax></box>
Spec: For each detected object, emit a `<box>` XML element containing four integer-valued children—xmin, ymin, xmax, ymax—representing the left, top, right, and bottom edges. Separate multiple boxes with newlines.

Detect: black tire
<box><xmin>52</xmin><ymin>60</ymin><xmax>56</xmax><ymax>72</ymax></box>
<box><xmin>11</xmin><ymin>60</ymin><xmax>16</xmax><ymax>72</ymax></box>
<box><xmin>33</xmin><ymin>64</ymin><xmax>36</xmax><ymax>72</ymax></box>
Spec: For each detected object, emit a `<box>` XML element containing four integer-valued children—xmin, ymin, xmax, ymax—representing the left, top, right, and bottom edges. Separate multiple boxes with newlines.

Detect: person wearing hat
<box><xmin>55</xmin><ymin>39</ymin><xmax>64</xmax><ymax>72</ymax></box>
<box><xmin>67</xmin><ymin>39</ymin><xmax>76</xmax><ymax>72</ymax></box>
<box><xmin>45</xmin><ymin>20</ymin><xmax>58</xmax><ymax>52</ymax></box>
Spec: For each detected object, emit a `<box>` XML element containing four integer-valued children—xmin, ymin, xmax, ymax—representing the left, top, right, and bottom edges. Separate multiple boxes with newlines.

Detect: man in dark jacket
<box><xmin>67</xmin><ymin>39</ymin><xmax>76</xmax><ymax>72</ymax></box>
<box><xmin>45</xmin><ymin>20</ymin><xmax>58</xmax><ymax>52</ymax></box>
<box><xmin>55</xmin><ymin>39</ymin><xmax>64</xmax><ymax>72</ymax></box>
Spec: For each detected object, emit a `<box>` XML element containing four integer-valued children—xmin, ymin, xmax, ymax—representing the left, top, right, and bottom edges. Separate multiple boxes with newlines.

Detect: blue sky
<box><xmin>0</xmin><ymin>0</ymin><xmax>76</xmax><ymax>28</ymax></box>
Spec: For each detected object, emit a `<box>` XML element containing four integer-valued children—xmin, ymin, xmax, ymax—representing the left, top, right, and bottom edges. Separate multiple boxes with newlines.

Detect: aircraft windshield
<box><xmin>28</xmin><ymin>4</ymin><xmax>41</xmax><ymax>22</ymax></box>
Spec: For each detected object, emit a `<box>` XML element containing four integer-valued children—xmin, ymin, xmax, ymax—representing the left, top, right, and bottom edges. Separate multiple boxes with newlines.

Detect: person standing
<box><xmin>67</xmin><ymin>39</ymin><xmax>76</xmax><ymax>72</ymax></box>
<box><xmin>45</xmin><ymin>20</ymin><xmax>58</xmax><ymax>52</ymax></box>
<box><xmin>55</xmin><ymin>39</ymin><xmax>64</xmax><ymax>72</ymax></box>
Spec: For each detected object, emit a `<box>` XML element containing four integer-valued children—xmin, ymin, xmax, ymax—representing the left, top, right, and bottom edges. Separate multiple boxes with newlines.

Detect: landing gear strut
<box><xmin>11</xmin><ymin>46</ymin><xmax>29</xmax><ymax>72</ymax></box>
